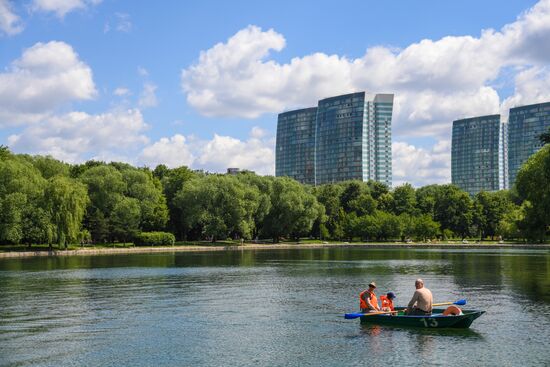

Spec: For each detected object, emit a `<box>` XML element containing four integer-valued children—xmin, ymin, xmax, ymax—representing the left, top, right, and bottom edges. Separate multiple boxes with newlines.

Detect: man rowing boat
<box><xmin>405</xmin><ymin>278</ymin><xmax>433</xmax><ymax>315</ymax></box>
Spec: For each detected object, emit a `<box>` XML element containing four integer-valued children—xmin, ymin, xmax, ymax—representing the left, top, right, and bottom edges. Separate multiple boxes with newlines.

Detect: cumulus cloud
<box><xmin>0</xmin><ymin>41</ymin><xmax>96</xmax><ymax>126</ymax></box>
<box><xmin>183</xmin><ymin>1</ymin><xmax>550</xmax><ymax>126</ymax></box>
<box><xmin>113</xmin><ymin>87</ymin><xmax>130</xmax><ymax>96</ymax></box>
<box><xmin>139</xmin><ymin>127</ymin><xmax>275</xmax><ymax>175</ymax></box>
<box><xmin>0</xmin><ymin>0</ymin><xmax>22</xmax><ymax>35</ymax></box>
<box><xmin>32</xmin><ymin>0</ymin><xmax>102</xmax><ymax>18</ymax></box>
<box><xmin>500</xmin><ymin>66</ymin><xmax>550</xmax><ymax>117</ymax></box>
<box><xmin>138</xmin><ymin>83</ymin><xmax>158</xmax><ymax>108</ymax></box>
<box><xmin>392</xmin><ymin>141</ymin><xmax>451</xmax><ymax>187</ymax></box>
<box><xmin>140</xmin><ymin>134</ymin><xmax>195</xmax><ymax>169</ymax></box>
<box><xmin>8</xmin><ymin>109</ymin><xmax>148</xmax><ymax>163</ymax></box>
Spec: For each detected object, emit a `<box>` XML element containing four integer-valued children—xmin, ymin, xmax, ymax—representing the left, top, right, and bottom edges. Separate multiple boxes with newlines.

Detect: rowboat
<box><xmin>359</xmin><ymin>307</ymin><xmax>485</xmax><ymax>328</ymax></box>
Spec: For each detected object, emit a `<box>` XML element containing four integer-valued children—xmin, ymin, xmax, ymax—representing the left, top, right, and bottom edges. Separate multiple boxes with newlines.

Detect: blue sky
<box><xmin>1</xmin><ymin>0</ymin><xmax>549</xmax><ymax>186</ymax></box>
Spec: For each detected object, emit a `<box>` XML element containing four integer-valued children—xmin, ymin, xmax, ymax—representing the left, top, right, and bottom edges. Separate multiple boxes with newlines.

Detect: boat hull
<box><xmin>359</xmin><ymin>308</ymin><xmax>485</xmax><ymax>328</ymax></box>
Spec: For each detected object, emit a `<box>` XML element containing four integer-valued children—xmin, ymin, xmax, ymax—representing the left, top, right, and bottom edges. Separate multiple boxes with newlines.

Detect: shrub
<box><xmin>134</xmin><ymin>231</ymin><xmax>175</xmax><ymax>246</ymax></box>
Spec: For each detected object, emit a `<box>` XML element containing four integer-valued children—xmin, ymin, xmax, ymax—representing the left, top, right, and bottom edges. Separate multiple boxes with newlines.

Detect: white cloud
<box><xmin>182</xmin><ymin>1</ymin><xmax>550</xmax><ymax>126</ymax></box>
<box><xmin>138</xmin><ymin>83</ymin><xmax>158</xmax><ymax>108</ymax></box>
<box><xmin>137</xmin><ymin>66</ymin><xmax>149</xmax><ymax>77</ymax></box>
<box><xmin>8</xmin><ymin>109</ymin><xmax>148</xmax><ymax>163</ymax></box>
<box><xmin>139</xmin><ymin>127</ymin><xmax>275</xmax><ymax>175</ymax></box>
<box><xmin>500</xmin><ymin>66</ymin><xmax>550</xmax><ymax>118</ymax></box>
<box><xmin>140</xmin><ymin>134</ymin><xmax>195</xmax><ymax>168</ymax></box>
<box><xmin>32</xmin><ymin>0</ymin><xmax>102</xmax><ymax>18</ymax></box>
<box><xmin>0</xmin><ymin>41</ymin><xmax>96</xmax><ymax>126</ymax></box>
<box><xmin>0</xmin><ymin>0</ymin><xmax>23</xmax><ymax>35</ymax></box>
<box><xmin>115</xmin><ymin>12</ymin><xmax>131</xmax><ymax>32</ymax></box>
<box><xmin>392</xmin><ymin>141</ymin><xmax>451</xmax><ymax>187</ymax></box>
<box><xmin>113</xmin><ymin>87</ymin><xmax>130</xmax><ymax>96</ymax></box>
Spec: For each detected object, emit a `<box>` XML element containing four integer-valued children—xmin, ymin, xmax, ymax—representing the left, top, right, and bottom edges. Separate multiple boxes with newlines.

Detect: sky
<box><xmin>1</xmin><ymin>0</ymin><xmax>549</xmax><ymax>186</ymax></box>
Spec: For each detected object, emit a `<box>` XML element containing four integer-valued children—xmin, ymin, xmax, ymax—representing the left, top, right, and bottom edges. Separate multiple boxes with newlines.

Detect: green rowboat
<box><xmin>359</xmin><ymin>307</ymin><xmax>485</xmax><ymax>328</ymax></box>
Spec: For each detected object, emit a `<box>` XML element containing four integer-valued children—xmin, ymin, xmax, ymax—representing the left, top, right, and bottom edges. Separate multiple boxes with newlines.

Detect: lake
<box><xmin>1</xmin><ymin>247</ymin><xmax>549</xmax><ymax>366</ymax></box>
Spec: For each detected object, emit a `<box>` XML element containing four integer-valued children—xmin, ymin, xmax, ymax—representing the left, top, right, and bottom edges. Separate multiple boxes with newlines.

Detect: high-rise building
<box><xmin>275</xmin><ymin>92</ymin><xmax>393</xmax><ymax>186</ymax></box>
<box><xmin>315</xmin><ymin>92</ymin><xmax>393</xmax><ymax>186</ymax></box>
<box><xmin>508</xmin><ymin>101</ymin><xmax>550</xmax><ymax>187</ymax></box>
<box><xmin>275</xmin><ymin>107</ymin><xmax>317</xmax><ymax>185</ymax></box>
<box><xmin>451</xmin><ymin>115</ymin><xmax>508</xmax><ymax>196</ymax></box>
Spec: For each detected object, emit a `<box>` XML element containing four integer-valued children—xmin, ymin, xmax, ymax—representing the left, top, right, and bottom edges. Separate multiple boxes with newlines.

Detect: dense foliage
<box><xmin>0</xmin><ymin>145</ymin><xmax>547</xmax><ymax>247</ymax></box>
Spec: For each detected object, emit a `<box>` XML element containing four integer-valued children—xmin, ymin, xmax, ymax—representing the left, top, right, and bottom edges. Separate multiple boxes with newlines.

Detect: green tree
<box><xmin>433</xmin><ymin>185</ymin><xmax>473</xmax><ymax>239</ymax></box>
<box><xmin>110</xmin><ymin>197</ymin><xmax>141</xmax><ymax>243</ymax></box>
<box><xmin>174</xmin><ymin>175</ymin><xmax>260</xmax><ymax>241</ymax></box>
<box><xmin>44</xmin><ymin>176</ymin><xmax>89</xmax><ymax>249</ymax></box>
<box><xmin>474</xmin><ymin>191</ymin><xmax>513</xmax><ymax>240</ymax></box>
<box><xmin>539</xmin><ymin>127</ymin><xmax>550</xmax><ymax>145</ymax></box>
<box><xmin>392</xmin><ymin>183</ymin><xmax>417</xmax><ymax>215</ymax></box>
<box><xmin>413</xmin><ymin>214</ymin><xmax>440</xmax><ymax>241</ymax></box>
<box><xmin>28</xmin><ymin>156</ymin><xmax>70</xmax><ymax>179</ymax></box>
<box><xmin>121</xmin><ymin>168</ymin><xmax>168</xmax><ymax>231</ymax></box>
<box><xmin>515</xmin><ymin>145</ymin><xmax>550</xmax><ymax>242</ymax></box>
<box><xmin>261</xmin><ymin>177</ymin><xmax>323</xmax><ymax>242</ymax></box>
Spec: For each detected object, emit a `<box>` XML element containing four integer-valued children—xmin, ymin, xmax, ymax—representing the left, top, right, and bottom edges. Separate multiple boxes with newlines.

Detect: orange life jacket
<box><xmin>359</xmin><ymin>290</ymin><xmax>379</xmax><ymax>311</ymax></box>
<box><xmin>379</xmin><ymin>295</ymin><xmax>394</xmax><ymax>311</ymax></box>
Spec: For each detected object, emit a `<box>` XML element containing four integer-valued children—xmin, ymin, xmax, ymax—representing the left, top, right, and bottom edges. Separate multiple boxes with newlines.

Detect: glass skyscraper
<box><xmin>275</xmin><ymin>92</ymin><xmax>393</xmax><ymax>187</ymax></box>
<box><xmin>315</xmin><ymin>92</ymin><xmax>393</xmax><ymax>186</ymax></box>
<box><xmin>507</xmin><ymin>101</ymin><xmax>550</xmax><ymax>187</ymax></box>
<box><xmin>275</xmin><ymin>107</ymin><xmax>317</xmax><ymax>185</ymax></box>
<box><xmin>451</xmin><ymin>115</ymin><xmax>508</xmax><ymax>196</ymax></box>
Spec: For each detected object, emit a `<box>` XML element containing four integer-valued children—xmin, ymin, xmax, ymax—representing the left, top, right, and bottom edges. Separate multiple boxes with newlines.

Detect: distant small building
<box><xmin>227</xmin><ymin>168</ymin><xmax>240</xmax><ymax>175</ymax></box>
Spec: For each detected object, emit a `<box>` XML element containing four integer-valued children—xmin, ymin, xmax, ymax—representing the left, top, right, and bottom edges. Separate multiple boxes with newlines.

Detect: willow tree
<box><xmin>45</xmin><ymin>176</ymin><xmax>89</xmax><ymax>249</ymax></box>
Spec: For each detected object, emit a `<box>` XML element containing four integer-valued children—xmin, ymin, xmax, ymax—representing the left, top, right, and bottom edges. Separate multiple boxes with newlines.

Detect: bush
<box><xmin>134</xmin><ymin>231</ymin><xmax>175</xmax><ymax>246</ymax></box>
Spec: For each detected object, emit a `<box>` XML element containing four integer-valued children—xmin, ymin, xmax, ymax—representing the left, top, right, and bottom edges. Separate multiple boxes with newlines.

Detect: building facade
<box><xmin>507</xmin><ymin>101</ymin><xmax>550</xmax><ymax>187</ymax></box>
<box><xmin>451</xmin><ymin>115</ymin><xmax>508</xmax><ymax>196</ymax></box>
<box><xmin>315</xmin><ymin>92</ymin><xmax>393</xmax><ymax>186</ymax></box>
<box><xmin>275</xmin><ymin>92</ymin><xmax>393</xmax><ymax>187</ymax></box>
<box><xmin>275</xmin><ymin>107</ymin><xmax>317</xmax><ymax>185</ymax></box>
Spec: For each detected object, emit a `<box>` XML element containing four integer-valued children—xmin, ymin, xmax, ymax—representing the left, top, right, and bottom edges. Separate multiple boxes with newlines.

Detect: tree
<box><xmin>515</xmin><ymin>145</ymin><xmax>550</xmax><ymax>242</ymax></box>
<box><xmin>539</xmin><ymin>127</ymin><xmax>550</xmax><ymax>145</ymax></box>
<box><xmin>44</xmin><ymin>176</ymin><xmax>89</xmax><ymax>249</ymax></box>
<box><xmin>28</xmin><ymin>155</ymin><xmax>70</xmax><ymax>179</ymax></box>
<box><xmin>433</xmin><ymin>185</ymin><xmax>473</xmax><ymax>239</ymax></box>
<box><xmin>474</xmin><ymin>191</ymin><xmax>513</xmax><ymax>240</ymax></box>
<box><xmin>174</xmin><ymin>175</ymin><xmax>260</xmax><ymax>241</ymax></box>
<box><xmin>160</xmin><ymin>166</ymin><xmax>197</xmax><ymax>239</ymax></box>
<box><xmin>414</xmin><ymin>214</ymin><xmax>440</xmax><ymax>241</ymax></box>
<box><xmin>392</xmin><ymin>183</ymin><xmax>417</xmax><ymax>215</ymax></box>
<box><xmin>261</xmin><ymin>177</ymin><xmax>323</xmax><ymax>242</ymax></box>
<box><xmin>121</xmin><ymin>168</ymin><xmax>168</xmax><ymax>231</ymax></box>
<box><xmin>110</xmin><ymin>197</ymin><xmax>141</xmax><ymax>243</ymax></box>
<box><xmin>314</xmin><ymin>184</ymin><xmax>345</xmax><ymax>239</ymax></box>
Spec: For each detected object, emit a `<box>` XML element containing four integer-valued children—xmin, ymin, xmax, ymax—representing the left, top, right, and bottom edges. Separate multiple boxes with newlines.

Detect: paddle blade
<box><xmin>453</xmin><ymin>299</ymin><xmax>467</xmax><ymax>306</ymax></box>
<box><xmin>344</xmin><ymin>312</ymin><xmax>364</xmax><ymax>319</ymax></box>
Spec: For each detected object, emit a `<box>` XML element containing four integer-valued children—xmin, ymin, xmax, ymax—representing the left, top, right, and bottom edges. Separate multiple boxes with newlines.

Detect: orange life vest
<box><xmin>379</xmin><ymin>295</ymin><xmax>394</xmax><ymax>311</ymax></box>
<box><xmin>359</xmin><ymin>290</ymin><xmax>379</xmax><ymax>311</ymax></box>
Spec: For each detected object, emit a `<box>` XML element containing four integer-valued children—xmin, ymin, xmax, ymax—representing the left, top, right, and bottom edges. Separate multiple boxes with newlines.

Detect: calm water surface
<box><xmin>0</xmin><ymin>247</ymin><xmax>549</xmax><ymax>367</ymax></box>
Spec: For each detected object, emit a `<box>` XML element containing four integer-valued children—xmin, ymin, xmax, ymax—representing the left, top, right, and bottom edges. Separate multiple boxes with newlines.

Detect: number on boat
<box><xmin>420</xmin><ymin>318</ymin><xmax>438</xmax><ymax>327</ymax></box>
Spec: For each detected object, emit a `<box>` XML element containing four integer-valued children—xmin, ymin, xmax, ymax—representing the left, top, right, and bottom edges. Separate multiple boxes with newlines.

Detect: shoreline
<box><xmin>1</xmin><ymin>242</ymin><xmax>549</xmax><ymax>259</ymax></box>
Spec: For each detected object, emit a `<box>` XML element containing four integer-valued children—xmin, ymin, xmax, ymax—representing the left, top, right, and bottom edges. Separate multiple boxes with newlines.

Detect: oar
<box><xmin>433</xmin><ymin>299</ymin><xmax>467</xmax><ymax>307</ymax></box>
<box><xmin>344</xmin><ymin>310</ymin><xmax>398</xmax><ymax>319</ymax></box>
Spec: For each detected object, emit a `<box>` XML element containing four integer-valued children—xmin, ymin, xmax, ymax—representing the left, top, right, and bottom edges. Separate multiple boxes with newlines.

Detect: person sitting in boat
<box><xmin>359</xmin><ymin>282</ymin><xmax>380</xmax><ymax>313</ymax></box>
<box><xmin>380</xmin><ymin>291</ymin><xmax>396</xmax><ymax>312</ymax></box>
<box><xmin>405</xmin><ymin>279</ymin><xmax>433</xmax><ymax>316</ymax></box>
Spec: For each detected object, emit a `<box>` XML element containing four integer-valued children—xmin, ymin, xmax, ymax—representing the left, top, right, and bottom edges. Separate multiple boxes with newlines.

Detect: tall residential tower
<box><xmin>451</xmin><ymin>115</ymin><xmax>508</xmax><ymax>196</ymax></box>
<box><xmin>507</xmin><ymin>101</ymin><xmax>550</xmax><ymax>187</ymax></box>
<box><xmin>275</xmin><ymin>92</ymin><xmax>393</xmax><ymax>186</ymax></box>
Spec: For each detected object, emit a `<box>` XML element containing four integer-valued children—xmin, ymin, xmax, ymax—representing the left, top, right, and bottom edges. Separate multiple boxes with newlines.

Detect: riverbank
<box><xmin>1</xmin><ymin>242</ymin><xmax>549</xmax><ymax>258</ymax></box>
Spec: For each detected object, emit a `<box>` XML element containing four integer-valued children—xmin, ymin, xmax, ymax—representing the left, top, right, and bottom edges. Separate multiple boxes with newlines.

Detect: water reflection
<box><xmin>0</xmin><ymin>247</ymin><xmax>548</xmax><ymax>367</ymax></box>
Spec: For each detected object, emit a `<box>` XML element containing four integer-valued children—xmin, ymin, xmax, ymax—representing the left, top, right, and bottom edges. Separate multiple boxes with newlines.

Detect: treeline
<box><xmin>0</xmin><ymin>143</ymin><xmax>548</xmax><ymax>248</ymax></box>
